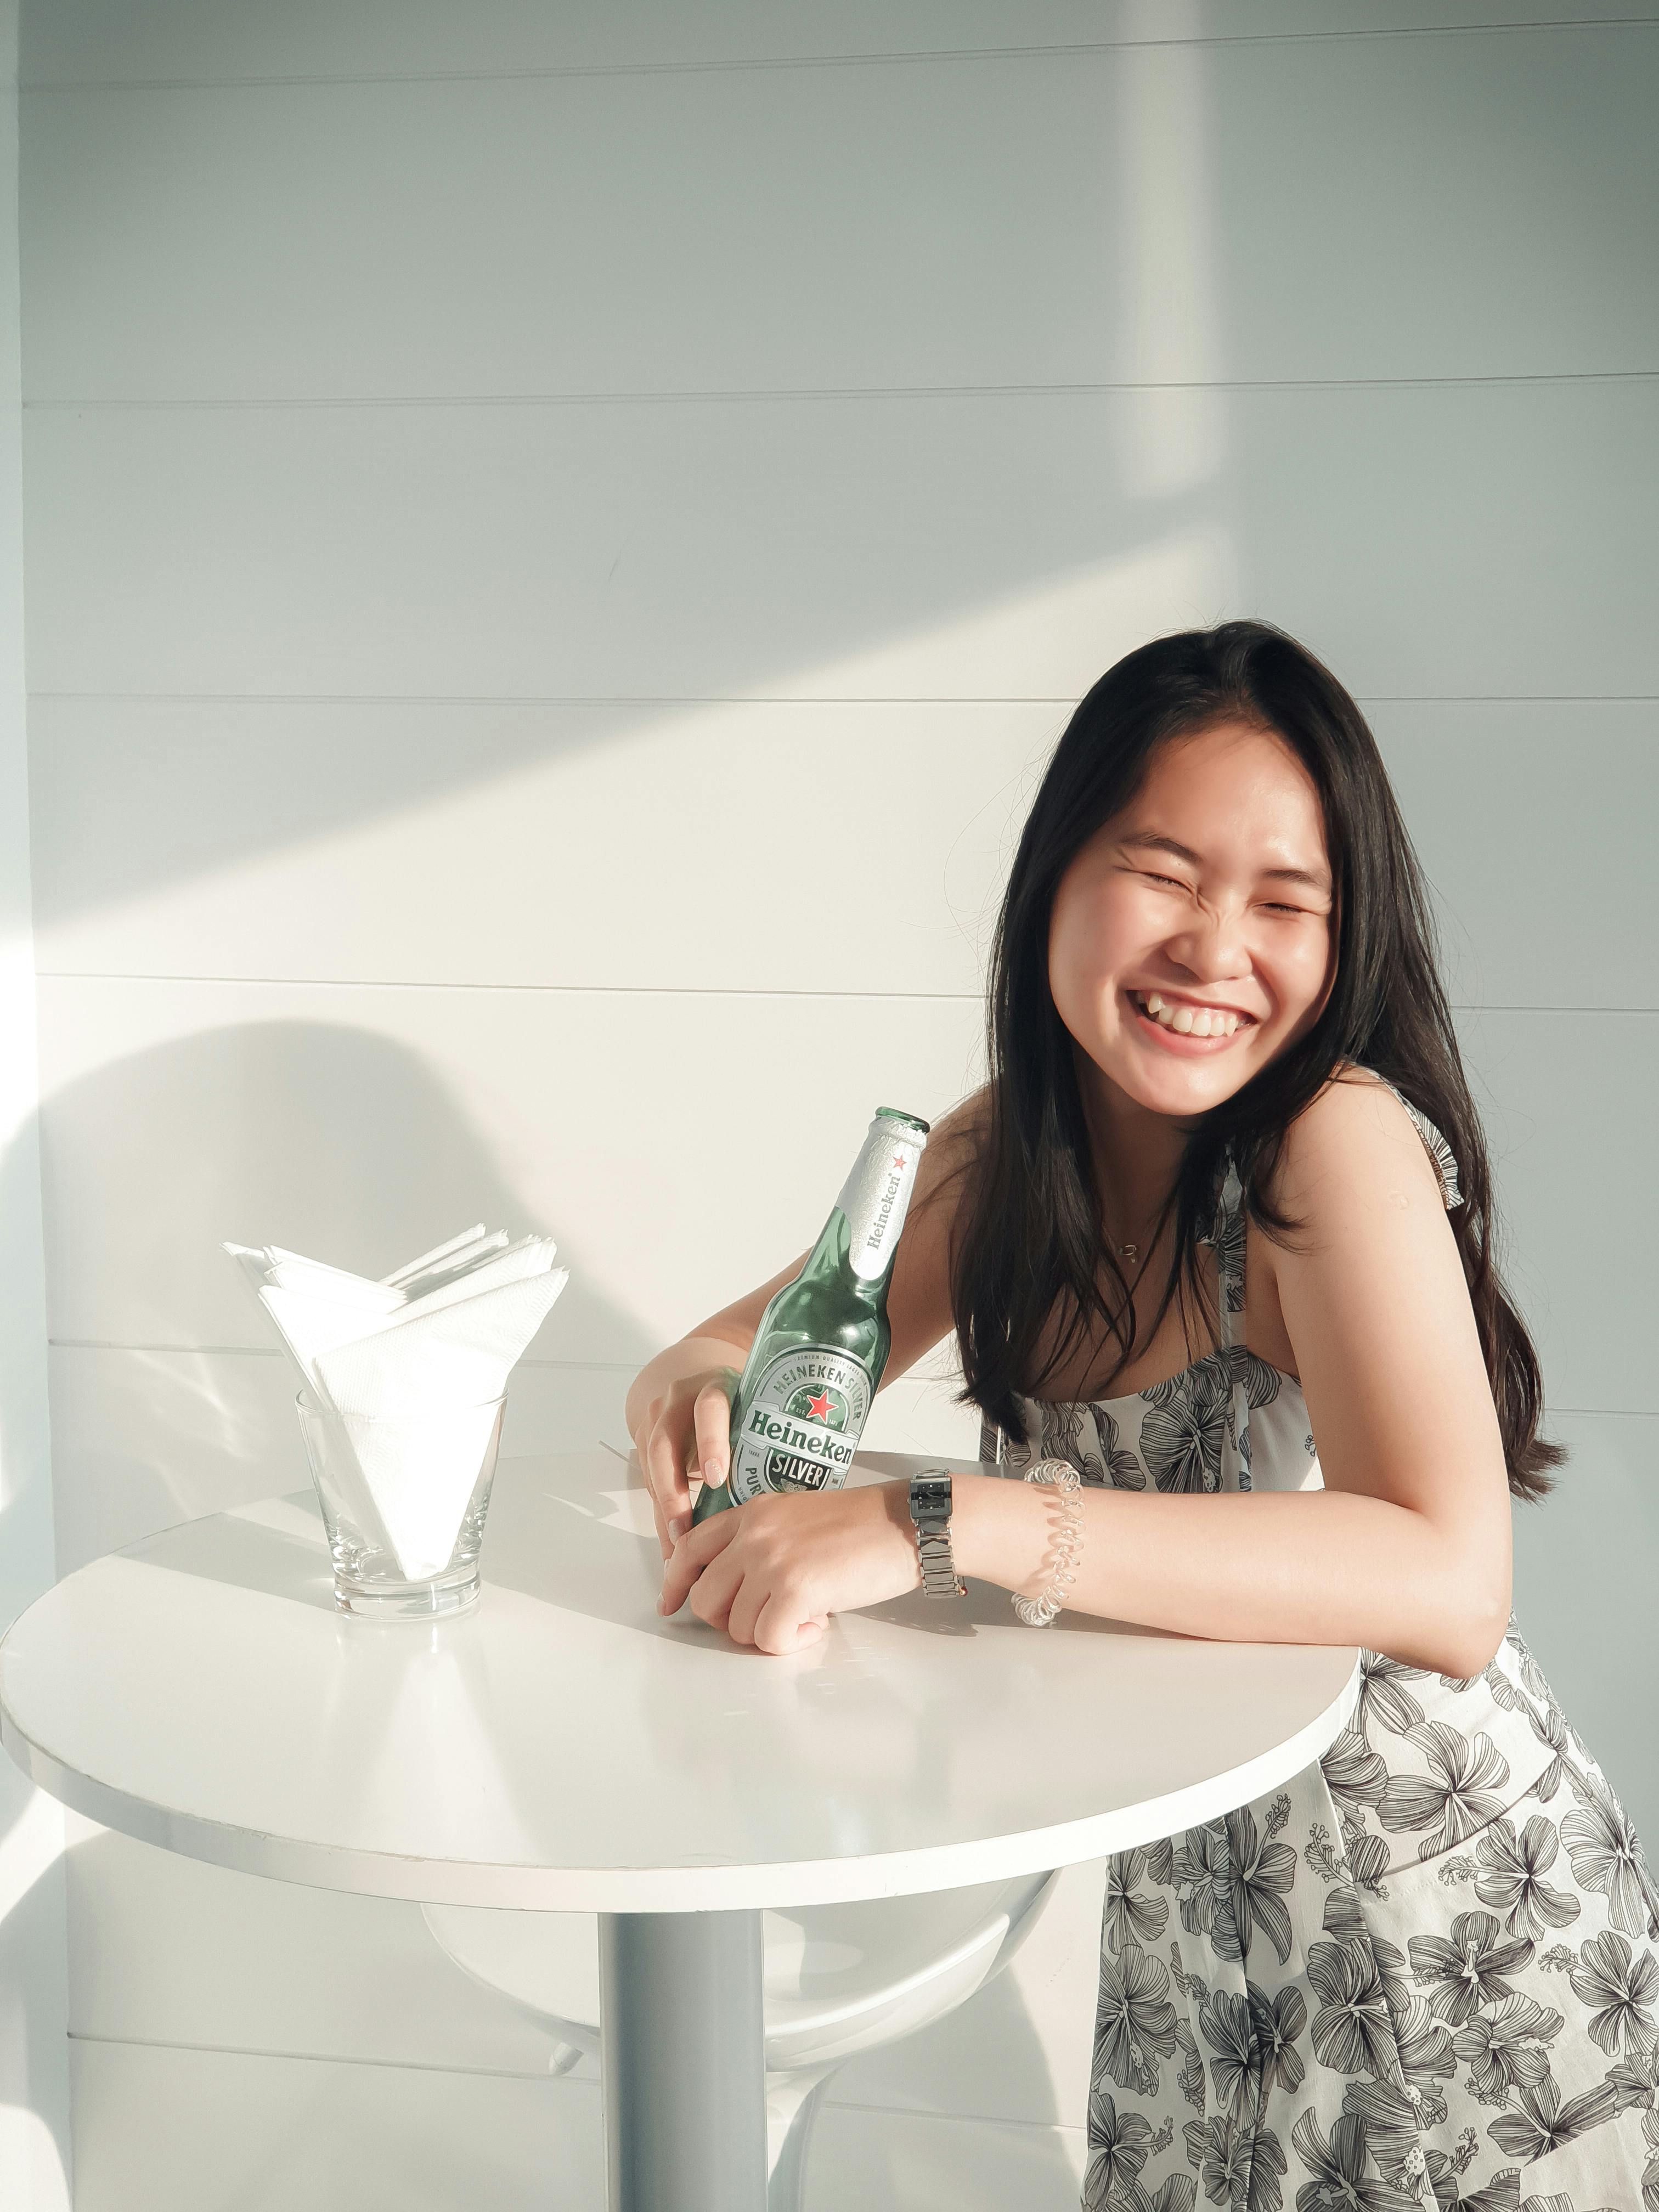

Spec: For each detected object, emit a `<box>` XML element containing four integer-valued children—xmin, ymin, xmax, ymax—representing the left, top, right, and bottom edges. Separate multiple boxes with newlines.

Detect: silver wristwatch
<box><xmin>908</xmin><ymin>1470</ymin><xmax>966</xmax><ymax>1599</ymax></box>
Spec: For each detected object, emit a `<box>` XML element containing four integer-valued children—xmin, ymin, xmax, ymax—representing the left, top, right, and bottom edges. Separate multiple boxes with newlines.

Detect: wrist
<box><xmin>946</xmin><ymin>1470</ymin><xmax>1054</xmax><ymax>1594</ymax></box>
<box><xmin>878</xmin><ymin>1479</ymin><xmax>924</xmax><ymax>1589</ymax></box>
<box><xmin>905</xmin><ymin>1469</ymin><xmax>968</xmax><ymax>1599</ymax></box>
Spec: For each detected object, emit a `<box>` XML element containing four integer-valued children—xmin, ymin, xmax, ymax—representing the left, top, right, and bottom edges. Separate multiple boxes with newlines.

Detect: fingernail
<box><xmin>668</xmin><ymin>1516</ymin><xmax>688</xmax><ymax>1542</ymax></box>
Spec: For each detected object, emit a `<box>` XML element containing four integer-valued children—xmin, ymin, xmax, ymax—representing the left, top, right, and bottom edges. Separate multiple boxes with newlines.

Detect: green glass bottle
<box><xmin>691</xmin><ymin>1107</ymin><xmax>931</xmax><ymax>1523</ymax></box>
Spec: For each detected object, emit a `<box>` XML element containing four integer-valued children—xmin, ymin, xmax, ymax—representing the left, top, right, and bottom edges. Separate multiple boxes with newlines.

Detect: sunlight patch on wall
<box><xmin>0</xmin><ymin>2102</ymin><xmax>70</xmax><ymax>2212</ymax></box>
<box><xmin>0</xmin><ymin>1788</ymin><xmax>65</xmax><ymax>1931</ymax></box>
<box><xmin>48</xmin><ymin>1346</ymin><xmax>297</xmax><ymax>1575</ymax></box>
<box><xmin>0</xmin><ymin>934</ymin><xmax>54</xmax><ymax>1514</ymax></box>
<box><xmin>770</xmin><ymin>523</ymin><xmax>1236</xmax><ymax>703</ymax></box>
<box><xmin>32</xmin><ymin>523</ymin><xmax>1237</xmax><ymax>1000</ymax></box>
<box><xmin>0</xmin><ymin>940</ymin><xmax>41</xmax><ymax>1151</ymax></box>
<box><xmin>1116</xmin><ymin>1</ymin><xmax>1226</xmax><ymax>501</ymax></box>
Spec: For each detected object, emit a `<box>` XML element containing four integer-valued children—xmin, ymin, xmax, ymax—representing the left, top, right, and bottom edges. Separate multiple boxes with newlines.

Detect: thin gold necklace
<box><xmin>1107</xmin><ymin>1218</ymin><xmax>1155</xmax><ymax>1281</ymax></box>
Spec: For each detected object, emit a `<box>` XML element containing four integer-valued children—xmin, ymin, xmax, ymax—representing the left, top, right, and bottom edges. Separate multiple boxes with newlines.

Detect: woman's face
<box><xmin>1047</xmin><ymin>720</ymin><xmax>1337</xmax><ymax>1120</ymax></box>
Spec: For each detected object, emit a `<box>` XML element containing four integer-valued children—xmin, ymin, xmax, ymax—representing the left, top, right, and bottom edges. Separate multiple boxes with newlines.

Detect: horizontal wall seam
<box><xmin>34</xmin><ymin>974</ymin><xmax>988</xmax><ymax>999</ymax></box>
<box><xmin>817</xmin><ymin>2094</ymin><xmax>1086</xmax><ymax>2138</ymax></box>
<box><xmin>49</xmin><ymin>1342</ymin><xmax>637</xmax><ymax>1370</ymax></box>
<box><xmin>19</xmin><ymin>15</ymin><xmax>1659</xmax><ymax>95</ymax></box>
<box><xmin>65</xmin><ymin>2031</ymin><xmax>1089</xmax><ymax>2135</ymax></box>
<box><xmin>26</xmin><ymin>692</ymin><xmax>1659</xmax><ymax>707</ymax></box>
<box><xmin>19</xmin><ymin>692</ymin><xmax>1100</xmax><ymax>707</ymax></box>
<box><xmin>21</xmin><ymin>368</ymin><xmax>1659</xmax><ymax>409</ymax></box>
<box><xmin>29</xmin><ymin>975</ymin><xmax>1659</xmax><ymax>1014</ymax></box>
<box><xmin>65</xmin><ymin>2029</ymin><xmax>597</xmax><ymax>2086</ymax></box>
<box><xmin>41</xmin><ymin>1348</ymin><xmax>1659</xmax><ymax>1420</ymax></box>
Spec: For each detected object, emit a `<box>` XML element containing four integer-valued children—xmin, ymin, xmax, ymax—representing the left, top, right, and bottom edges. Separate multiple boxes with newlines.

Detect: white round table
<box><xmin>0</xmin><ymin>1447</ymin><xmax>1357</xmax><ymax>2211</ymax></box>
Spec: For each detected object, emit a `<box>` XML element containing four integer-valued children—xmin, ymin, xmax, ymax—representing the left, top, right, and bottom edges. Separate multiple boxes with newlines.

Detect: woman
<box><xmin>627</xmin><ymin>620</ymin><xmax>1659</xmax><ymax>2211</ymax></box>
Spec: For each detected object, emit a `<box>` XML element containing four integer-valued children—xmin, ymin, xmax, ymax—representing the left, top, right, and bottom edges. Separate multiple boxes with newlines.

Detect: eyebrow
<box><xmin>1118</xmin><ymin>831</ymin><xmax>1333</xmax><ymax>897</ymax></box>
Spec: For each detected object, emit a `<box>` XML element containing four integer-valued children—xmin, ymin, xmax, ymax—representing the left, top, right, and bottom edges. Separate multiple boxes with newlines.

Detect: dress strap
<box><xmin>977</xmin><ymin>1070</ymin><xmax>1460</xmax><ymax>1474</ymax></box>
<box><xmin>1203</xmin><ymin>1069</ymin><xmax>1461</xmax><ymax>1493</ymax></box>
<box><xmin>1202</xmin><ymin>1152</ymin><xmax>1255</xmax><ymax>1492</ymax></box>
<box><xmin>1361</xmin><ymin>1072</ymin><xmax>1464</xmax><ymax>1209</ymax></box>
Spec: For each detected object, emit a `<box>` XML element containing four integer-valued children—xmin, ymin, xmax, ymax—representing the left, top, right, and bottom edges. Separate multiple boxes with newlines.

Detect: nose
<box><xmin>1164</xmin><ymin>894</ymin><xmax>1252</xmax><ymax>983</ymax></box>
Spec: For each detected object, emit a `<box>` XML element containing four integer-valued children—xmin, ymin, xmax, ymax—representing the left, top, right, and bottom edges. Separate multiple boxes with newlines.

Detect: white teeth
<box><xmin>1134</xmin><ymin>990</ymin><xmax>1245</xmax><ymax>1039</ymax></box>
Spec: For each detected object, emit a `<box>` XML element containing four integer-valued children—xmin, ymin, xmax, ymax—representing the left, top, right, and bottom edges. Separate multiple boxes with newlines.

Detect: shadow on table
<box><xmin>861</xmin><ymin>1577</ymin><xmax>1184</xmax><ymax>1641</ymax></box>
<box><xmin>120</xmin><ymin>1492</ymin><xmax>340</xmax><ymax>1613</ymax></box>
<box><xmin>486</xmin><ymin>1459</ymin><xmax>1188</xmax><ymax>1660</ymax></box>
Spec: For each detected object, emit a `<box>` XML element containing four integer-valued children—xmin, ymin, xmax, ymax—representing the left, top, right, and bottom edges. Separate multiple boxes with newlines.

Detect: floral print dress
<box><xmin>980</xmin><ymin>1069</ymin><xmax>1659</xmax><ymax>2212</ymax></box>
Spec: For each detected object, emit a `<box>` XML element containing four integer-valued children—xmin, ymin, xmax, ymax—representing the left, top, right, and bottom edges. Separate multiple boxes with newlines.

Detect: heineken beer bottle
<box><xmin>691</xmin><ymin>1107</ymin><xmax>930</xmax><ymax>1524</ymax></box>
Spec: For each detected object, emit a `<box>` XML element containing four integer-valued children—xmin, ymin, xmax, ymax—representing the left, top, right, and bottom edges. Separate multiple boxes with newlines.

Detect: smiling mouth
<box><xmin>1127</xmin><ymin>988</ymin><xmax>1257</xmax><ymax>1042</ymax></box>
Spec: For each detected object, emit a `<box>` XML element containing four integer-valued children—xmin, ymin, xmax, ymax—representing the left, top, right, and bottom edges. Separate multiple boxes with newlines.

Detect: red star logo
<box><xmin>891</xmin><ymin>1152</ymin><xmax>907</xmax><ymax>1170</ymax></box>
<box><xmin>805</xmin><ymin>1389</ymin><xmax>833</xmax><ymax>1421</ymax></box>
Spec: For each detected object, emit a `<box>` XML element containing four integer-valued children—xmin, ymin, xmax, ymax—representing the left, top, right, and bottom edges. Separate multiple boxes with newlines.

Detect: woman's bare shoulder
<box><xmin>933</xmin><ymin>1080</ymin><xmax>994</xmax><ymax>1146</ymax></box>
<box><xmin>909</xmin><ymin>1082</ymin><xmax>992</xmax><ymax>1216</ymax></box>
<box><xmin>1266</xmin><ymin>1059</ymin><xmax>1445</xmax><ymax>1219</ymax></box>
<box><xmin>877</xmin><ymin>1084</ymin><xmax>993</xmax><ymax>1378</ymax></box>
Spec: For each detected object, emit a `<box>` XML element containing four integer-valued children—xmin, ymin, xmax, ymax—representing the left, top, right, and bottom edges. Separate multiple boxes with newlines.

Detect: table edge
<box><xmin>1</xmin><ymin>1650</ymin><xmax>1359</xmax><ymax>1912</ymax></box>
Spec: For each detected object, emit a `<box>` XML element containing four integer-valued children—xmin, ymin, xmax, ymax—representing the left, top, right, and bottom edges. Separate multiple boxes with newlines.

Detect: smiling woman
<box><xmin>945</xmin><ymin>628</ymin><xmax>1536</xmax><ymax>1493</ymax></box>
<box><xmin>1049</xmin><ymin>725</ymin><xmax>1334</xmax><ymax>1094</ymax></box>
<box><xmin>629</xmin><ymin>621</ymin><xmax>1659</xmax><ymax>2211</ymax></box>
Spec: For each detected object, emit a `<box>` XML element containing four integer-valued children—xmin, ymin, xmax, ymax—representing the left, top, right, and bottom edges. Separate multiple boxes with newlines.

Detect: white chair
<box><xmin>422</xmin><ymin>1870</ymin><xmax>1059</xmax><ymax>2210</ymax></box>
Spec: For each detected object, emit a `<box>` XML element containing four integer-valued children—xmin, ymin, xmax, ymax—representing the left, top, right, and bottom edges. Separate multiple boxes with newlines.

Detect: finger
<box><xmin>754</xmin><ymin>1594</ymin><xmax>825</xmax><ymax>1656</ymax></box>
<box><xmin>686</xmin><ymin>1549</ymin><xmax>747</xmax><ymax>1635</ymax></box>
<box><xmin>634</xmin><ymin>1423</ymin><xmax>674</xmax><ymax>1560</ymax></box>
<box><xmin>691</xmin><ymin>1376</ymin><xmax>736</xmax><ymax>1490</ymax></box>
<box><xmin>725</xmin><ymin>1569</ymin><xmax>774</xmax><ymax>1650</ymax></box>
<box><xmin>658</xmin><ymin>1509</ymin><xmax>737</xmax><ymax>1617</ymax></box>
<box><xmin>645</xmin><ymin>1417</ymin><xmax>692</xmax><ymax>1536</ymax></box>
<box><xmin>643</xmin><ymin>1427</ymin><xmax>680</xmax><ymax>1560</ymax></box>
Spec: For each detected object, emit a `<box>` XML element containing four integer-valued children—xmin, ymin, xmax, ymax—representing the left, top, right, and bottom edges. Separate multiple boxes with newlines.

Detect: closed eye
<box><xmin>1142</xmin><ymin>870</ymin><xmax>1307</xmax><ymax>917</ymax></box>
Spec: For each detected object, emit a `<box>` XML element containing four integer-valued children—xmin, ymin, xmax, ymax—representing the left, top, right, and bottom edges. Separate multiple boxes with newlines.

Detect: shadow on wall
<box><xmin>27</xmin><ymin>1018</ymin><xmax>653</xmax><ymax>1565</ymax></box>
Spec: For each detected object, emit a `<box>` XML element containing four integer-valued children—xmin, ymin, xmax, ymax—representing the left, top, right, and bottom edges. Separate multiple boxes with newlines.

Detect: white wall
<box><xmin>0</xmin><ymin>2</ymin><xmax>70</xmax><ymax>2203</ymax></box>
<box><xmin>14</xmin><ymin>4</ymin><xmax>1659</xmax><ymax>2204</ymax></box>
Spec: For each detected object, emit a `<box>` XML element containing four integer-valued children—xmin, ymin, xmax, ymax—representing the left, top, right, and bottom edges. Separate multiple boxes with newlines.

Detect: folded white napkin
<box><xmin>225</xmin><ymin>1225</ymin><xmax>568</xmax><ymax>1579</ymax></box>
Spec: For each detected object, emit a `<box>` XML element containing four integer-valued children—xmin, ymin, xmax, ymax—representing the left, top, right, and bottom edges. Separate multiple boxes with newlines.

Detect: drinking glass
<box><xmin>296</xmin><ymin>1387</ymin><xmax>505</xmax><ymax>1618</ymax></box>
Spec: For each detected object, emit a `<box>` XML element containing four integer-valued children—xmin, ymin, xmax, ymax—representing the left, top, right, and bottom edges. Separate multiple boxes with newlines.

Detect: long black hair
<box><xmin>950</xmin><ymin>619</ymin><xmax>1563</xmax><ymax>1503</ymax></box>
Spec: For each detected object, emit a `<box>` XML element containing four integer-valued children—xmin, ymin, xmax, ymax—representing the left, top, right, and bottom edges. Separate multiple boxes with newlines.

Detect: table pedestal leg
<box><xmin>599</xmin><ymin>1909</ymin><xmax>768</xmax><ymax>2212</ymax></box>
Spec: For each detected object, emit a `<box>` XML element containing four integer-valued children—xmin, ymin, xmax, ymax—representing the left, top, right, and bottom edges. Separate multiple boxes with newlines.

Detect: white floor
<box><xmin>63</xmin><ymin>1810</ymin><xmax>1109</xmax><ymax>2210</ymax></box>
<box><xmin>69</xmin><ymin>2041</ymin><xmax>1089</xmax><ymax>2211</ymax></box>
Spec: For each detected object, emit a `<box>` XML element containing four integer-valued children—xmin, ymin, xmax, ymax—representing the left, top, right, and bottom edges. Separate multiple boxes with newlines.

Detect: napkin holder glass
<box><xmin>296</xmin><ymin>1387</ymin><xmax>505</xmax><ymax>1618</ymax></box>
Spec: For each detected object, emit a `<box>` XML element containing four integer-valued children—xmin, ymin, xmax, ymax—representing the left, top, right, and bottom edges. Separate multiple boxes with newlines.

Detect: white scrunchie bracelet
<box><xmin>1012</xmin><ymin>1458</ymin><xmax>1085</xmax><ymax>1627</ymax></box>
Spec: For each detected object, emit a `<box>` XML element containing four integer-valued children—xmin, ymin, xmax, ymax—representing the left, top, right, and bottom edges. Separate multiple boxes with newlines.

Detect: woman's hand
<box><xmin>657</xmin><ymin>1481</ymin><xmax>922</xmax><ymax>1655</ymax></box>
<box><xmin>633</xmin><ymin>1365</ymin><xmax>741</xmax><ymax>1559</ymax></box>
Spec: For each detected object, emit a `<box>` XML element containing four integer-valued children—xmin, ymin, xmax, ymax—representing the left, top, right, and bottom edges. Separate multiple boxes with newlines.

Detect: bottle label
<box><xmin>836</xmin><ymin>1124</ymin><xmax>925</xmax><ymax>1282</ymax></box>
<box><xmin>729</xmin><ymin>1346</ymin><xmax>874</xmax><ymax>1502</ymax></box>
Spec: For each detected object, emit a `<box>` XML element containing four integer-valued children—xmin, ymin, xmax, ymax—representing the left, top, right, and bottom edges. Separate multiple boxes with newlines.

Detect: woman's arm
<box><xmin>625</xmin><ymin>1093</ymin><xmax>981</xmax><ymax>1555</ymax></box>
<box><xmin>660</xmin><ymin>1073</ymin><xmax>1514</xmax><ymax>1675</ymax></box>
<box><xmin>953</xmin><ymin>1071</ymin><xmax>1513</xmax><ymax>1677</ymax></box>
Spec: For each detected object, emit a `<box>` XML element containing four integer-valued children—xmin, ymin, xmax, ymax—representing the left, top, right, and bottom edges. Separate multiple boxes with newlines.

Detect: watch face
<box><xmin>911</xmin><ymin>1472</ymin><xmax>952</xmax><ymax>1516</ymax></box>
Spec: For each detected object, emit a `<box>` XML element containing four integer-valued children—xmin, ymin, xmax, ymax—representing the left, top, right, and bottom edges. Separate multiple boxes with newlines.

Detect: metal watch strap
<box><xmin>908</xmin><ymin>1470</ymin><xmax>966</xmax><ymax>1599</ymax></box>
